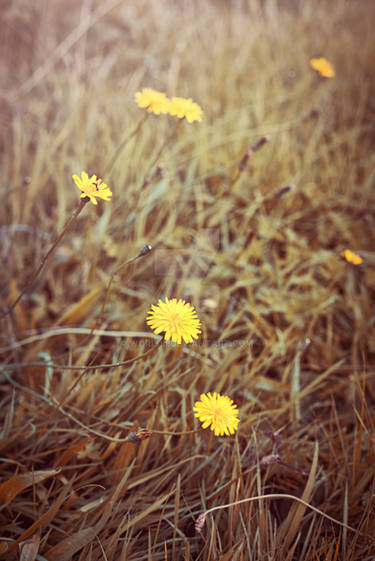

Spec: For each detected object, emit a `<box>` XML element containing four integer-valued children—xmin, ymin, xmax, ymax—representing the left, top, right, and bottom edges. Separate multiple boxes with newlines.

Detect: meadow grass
<box><xmin>1</xmin><ymin>0</ymin><xmax>375</xmax><ymax>559</ymax></box>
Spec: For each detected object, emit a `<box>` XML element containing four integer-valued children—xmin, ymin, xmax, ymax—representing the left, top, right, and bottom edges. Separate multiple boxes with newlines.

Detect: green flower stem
<box><xmin>206</xmin><ymin>430</ymin><xmax>214</xmax><ymax>455</ymax></box>
<box><xmin>3</xmin><ymin>370</ymin><xmax>133</xmax><ymax>443</ymax></box>
<box><xmin>1</xmin><ymin>198</ymin><xmax>89</xmax><ymax>320</ymax></box>
<box><xmin>2</xmin><ymin>337</ymin><xmax>164</xmax><ymax>437</ymax></box>
<box><xmin>79</xmin><ymin>245</ymin><xmax>152</xmax><ymax>352</ymax></box>
<box><xmin>3</xmin><ymin>338</ymin><xmax>165</xmax><ymax>442</ymax></box>
<box><xmin>50</xmin><ymin>337</ymin><xmax>165</xmax><ymax>424</ymax></box>
<box><xmin>104</xmin><ymin>113</ymin><xmax>149</xmax><ymax>175</ymax></box>
<box><xmin>2</xmin><ymin>336</ymin><xmax>163</xmax><ymax>373</ymax></box>
<box><xmin>151</xmin><ymin>428</ymin><xmax>201</xmax><ymax>435</ymax></box>
<box><xmin>100</xmin><ymin>246</ymin><xmax>152</xmax><ymax>317</ymax></box>
<box><xmin>142</xmin><ymin>118</ymin><xmax>182</xmax><ymax>182</ymax></box>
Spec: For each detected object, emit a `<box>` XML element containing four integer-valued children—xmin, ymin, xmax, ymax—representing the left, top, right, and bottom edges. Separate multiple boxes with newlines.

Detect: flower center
<box><xmin>84</xmin><ymin>181</ymin><xmax>100</xmax><ymax>195</ymax></box>
<box><xmin>168</xmin><ymin>312</ymin><xmax>181</xmax><ymax>330</ymax></box>
<box><xmin>212</xmin><ymin>406</ymin><xmax>222</xmax><ymax>420</ymax></box>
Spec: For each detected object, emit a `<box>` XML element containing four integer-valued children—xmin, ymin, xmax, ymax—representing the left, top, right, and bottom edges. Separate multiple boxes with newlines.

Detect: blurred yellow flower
<box><xmin>72</xmin><ymin>172</ymin><xmax>112</xmax><ymax>205</ymax></box>
<box><xmin>194</xmin><ymin>392</ymin><xmax>239</xmax><ymax>436</ymax></box>
<box><xmin>341</xmin><ymin>249</ymin><xmax>363</xmax><ymax>265</ymax></box>
<box><xmin>146</xmin><ymin>297</ymin><xmax>201</xmax><ymax>344</ymax></box>
<box><xmin>309</xmin><ymin>57</ymin><xmax>335</xmax><ymax>78</ymax></box>
<box><xmin>169</xmin><ymin>96</ymin><xmax>203</xmax><ymax>123</ymax></box>
<box><xmin>134</xmin><ymin>88</ymin><xmax>170</xmax><ymax>115</ymax></box>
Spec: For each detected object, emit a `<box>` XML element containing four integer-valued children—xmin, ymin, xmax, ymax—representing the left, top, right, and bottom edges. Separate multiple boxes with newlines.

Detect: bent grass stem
<box><xmin>200</xmin><ymin>493</ymin><xmax>364</xmax><ymax>538</ymax></box>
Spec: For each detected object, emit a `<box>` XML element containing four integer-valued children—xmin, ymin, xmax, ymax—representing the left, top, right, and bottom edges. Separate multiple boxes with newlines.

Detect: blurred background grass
<box><xmin>1</xmin><ymin>0</ymin><xmax>375</xmax><ymax>559</ymax></box>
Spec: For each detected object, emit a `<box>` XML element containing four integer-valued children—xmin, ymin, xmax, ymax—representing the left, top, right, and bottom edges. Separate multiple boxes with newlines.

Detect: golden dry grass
<box><xmin>1</xmin><ymin>0</ymin><xmax>375</xmax><ymax>559</ymax></box>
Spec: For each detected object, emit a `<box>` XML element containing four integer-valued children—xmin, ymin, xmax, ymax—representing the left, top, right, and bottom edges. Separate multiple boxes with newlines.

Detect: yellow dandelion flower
<box><xmin>134</xmin><ymin>88</ymin><xmax>170</xmax><ymax>115</ymax></box>
<box><xmin>146</xmin><ymin>297</ymin><xmax>201</xmax><ymax>344</ymax></box>
<box><xmin>341</xmin><ymin>249</ymin><xmax>363</xmax><ymax>266</ymax></box>
<box><xmin>169</xmin><ymin>96</ymin><xmax>203</xmax><ymax>123</ymax></box>
<box><xmin>194</xmin><ymin>392</ymin><xmax>239</xmax><ymax>436</ymax></box>
<box><xmin>72</xmin><ymin>172</ymin><xmax>112</xmax><ymax>205</ymax></box>
<box><xmin>309</xmin><ymin>57</ymin><xmax>335</xmax><ymax>78</ymax></box>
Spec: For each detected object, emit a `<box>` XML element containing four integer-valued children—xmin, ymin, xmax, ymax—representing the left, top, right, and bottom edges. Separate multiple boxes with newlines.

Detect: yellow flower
<box><xmin>169</xmin><ymin>96</ymin><xmax>203</xmax><ymax>123</ymax></box>
<box><xmin>309</xmin><ymin>57</ymin><xmax>335</xmax><ymax>78</ymax></box>
<box><xmin>194</xmin><ymin>392</ymin><xmax>239</xmax><ymax>436</ymax></box>
<box><xmin>341</xmin><ymin>249</ymin><xmax>363</xmax><ymax>266</ymax></box>
<box><xmin>72</xmin><ymin>172</ymin><xmax>112</xmax><ymax>205</ymax></box>
<box><xmin>146</xmin><ymin>297</ymin><xmax>201</xmax><ymax>344</ymax></box>
<box><xmin>134</xmin><ymin>88</ymin><xmax>170</xmax><ymax>115</ymax></box>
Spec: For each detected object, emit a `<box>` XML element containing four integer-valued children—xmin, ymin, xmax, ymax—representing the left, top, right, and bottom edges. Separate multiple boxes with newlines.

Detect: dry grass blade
<box><xmin>44</xmin><ymin>526</ymin><xmax>103</xmax><ymax>561</ymax></box>
<box><xmin>19</xmin><ymin>535</ymin><xmax>40</xmax><ymax>561</ymax></box>
<box><xmin>0</xmin><ymin>478</ymin><xmax>74</xmax><ymax>559</ymax></box>
<box><xmin>55</xmin><ymin>285</ymin><xmax>105</xmax><ymax>327</ymax></box>
<box><xmin>276</xmin><ymin>441</ymin><xmax>319</xmax><ymax>554</ymax></box>
<box><xmin>0</xmin><ymin>468</ymin><xmax>61</xmax><ymax>506</ymax></box>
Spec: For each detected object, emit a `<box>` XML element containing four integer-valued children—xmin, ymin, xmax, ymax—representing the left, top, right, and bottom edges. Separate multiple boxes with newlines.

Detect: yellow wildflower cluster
<box><xmin>135</xmin><ymin>88</ymin><xmax>203</xmax><ymax>122</ymax></box>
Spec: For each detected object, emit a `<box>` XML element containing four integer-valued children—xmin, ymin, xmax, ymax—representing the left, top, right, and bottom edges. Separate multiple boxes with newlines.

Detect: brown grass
<box><xmin>1</xmin><ymin>0</ymin><xmax>375</xmax><ymax>559</ymax></box>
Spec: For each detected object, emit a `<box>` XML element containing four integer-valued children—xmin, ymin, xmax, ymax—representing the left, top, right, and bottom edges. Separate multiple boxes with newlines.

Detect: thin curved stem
<box><xmin>104</xmin><ymin>113</ymin><xmax>149</xmax><ymax>175</ymax></box>
<box><xmin>1</xmin><ymin>199</ymin><xmax>88</xmax><ymax>320</ymax></box>
<box><xmin>141</xmin><ymin>118</ymin><xmax>182</xmax><ymax>183</ymax></box>
<box><xmin>100</xmin><ymin>244</ymin><xmax>152</xmax><ymax>318</ymax></box>
<box><xmin>202</xmin><ymin>492</ymin><xmax>363</xmax><ymax>537</ymax></box>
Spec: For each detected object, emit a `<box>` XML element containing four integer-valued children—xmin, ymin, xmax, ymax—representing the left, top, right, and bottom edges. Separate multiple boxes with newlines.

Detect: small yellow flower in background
<box><xmin>194</xmin><ymin>392</ymin><xmax>239</xmax><ymax>436</ymax></box>
<box><xmin>169</xmin><ymin>96</ymin><xmax>203</xmax><ymax>123</ymax></box>
<box><xmin>309</xmin><ymin>57</ymin><xmax>335</xmax><ymax>78</ymax></box>
<box><xmin>72</xmin><ymin>172</ymin><xmax>112</xmax><ymax>205</ymax></box>
<box><xmin>134</xmin><ymin>88</ymin><xmax>170</xmax><ymax>115</ymax></box>
<box><xmin>341</xmin><ymin>249</ymin><xmax>363</xmax><ymax>266</ymax></box>
<box><xmin>147</xmin><ymin>297</ymin><xmax>201</xmax><ymax>344</ymax></box>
